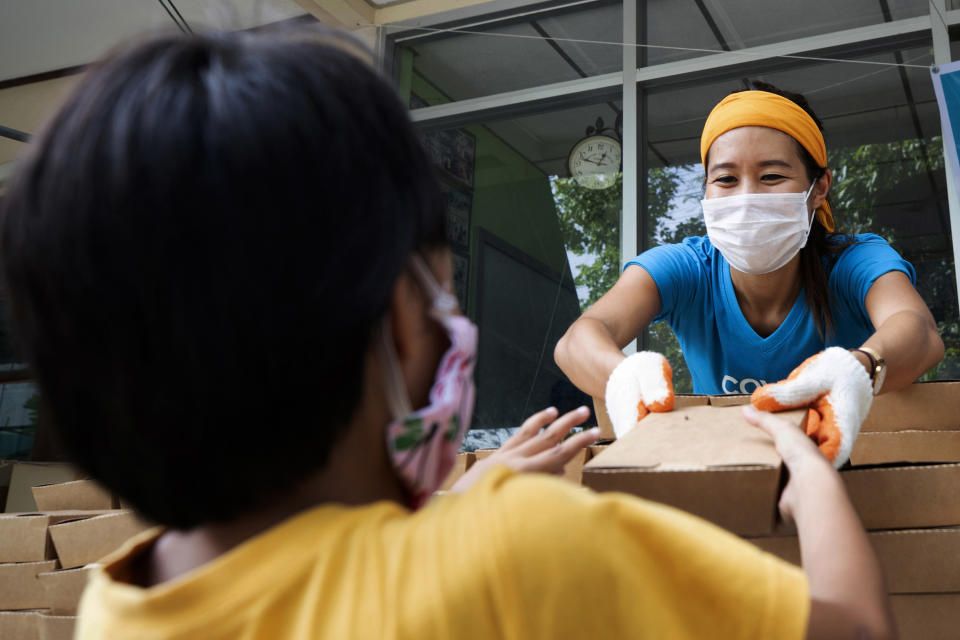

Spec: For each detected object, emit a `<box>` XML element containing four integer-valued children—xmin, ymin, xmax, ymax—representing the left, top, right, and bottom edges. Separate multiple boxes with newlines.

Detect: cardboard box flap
<box><xmin>890</xmin><ymin>594</ymin><xmax>960</xmax><ymax>640</ymax></box>
<box><xmin>49</xmin><ymin>511</ymin><xmax>150</xmax><ymax>569</ymax></box>
<box><xmin>706</xmin><ymin>394</ymin><xmax>751</xmax><ymax>407</ymax></box>
<box><xmin>673</xmin><ymin>395</ymin><xmax>712</xmax><ymax>409</ymax></box>
<box><xmin>32</xmin><ymin>480</ymin><xmax>117</xmax><ymax>512</ymax></box>
<box><xmin>585</xmin><ymin>405</ymin><xmax>800</xmax><ymax>470</ymax></box>
<box><xmin>851</xmin><ymin>430</ymin><xmax>960</xmax><ymax>465</ymax></box>
<box><xmin>0</xmin><ymin>611</ymin><xmax>42</xmax><ymax>640</ymax></box>
<box><xmin>0</xmin><ymin>513</ymin><xmax>53</xmax><ymax>562</ymax></box>
<box><xmin>38</xmin><ymin>567</ymin><xmax>90</xmax><ymax>616</ymax></box>
<box><xmin>750</xmin><ymin>527</ymin><xmax>960</xmax><ymax>594</ymax></box>
<box><xmin>37</xmin><ymin>613</ymin><xmax>76</xmax><ymax>640</ymax></box>
<box><xmin>0</xmin><ymin>559</ymin><xmax>58</xmax><ymax>610</ymax></box>
<box><xmin>5</xmin><ymin>463</ymin><xmax>85</xmax><ymax>513</ymax></box>
<box><xmin>862</xmin><ymin>381</ymin><xmax>960</xmax><ymax>432</ymax></box>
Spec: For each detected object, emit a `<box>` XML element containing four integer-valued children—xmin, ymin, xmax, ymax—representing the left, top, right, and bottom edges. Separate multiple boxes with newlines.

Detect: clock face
<box><xmin>568</xmin><ymin>135</ymin><xmax>622</xmax><ymax>190</ymax></box>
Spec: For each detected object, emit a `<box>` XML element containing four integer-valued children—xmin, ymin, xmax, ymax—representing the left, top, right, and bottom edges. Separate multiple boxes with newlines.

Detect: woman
<box><xmin>555</xmin><ymin>82</ymin><xmax>943</xmax><ymax>465</ymax></box>
<box><xmin>1</xmin><ymin>33</ymin><xmax>893</xmax><ymax>639</ymax></box>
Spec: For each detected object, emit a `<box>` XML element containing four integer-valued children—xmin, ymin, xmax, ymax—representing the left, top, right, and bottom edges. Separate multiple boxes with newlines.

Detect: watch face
<box><xmin>568</xmin><ymin>135</ymin><xmax>621</xmax><ymax>190</ymax></box>
<box><xmin>874</xmin><ymin>361</ymin><xmax>887</xmax><ymax>394</ymax></box>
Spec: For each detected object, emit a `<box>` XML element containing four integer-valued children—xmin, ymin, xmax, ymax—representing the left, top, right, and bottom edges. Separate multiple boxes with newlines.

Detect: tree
<box><xmin>551</xmin><ymin>173</ymin><xmax>623</xmax><ymax>308</ymax></box>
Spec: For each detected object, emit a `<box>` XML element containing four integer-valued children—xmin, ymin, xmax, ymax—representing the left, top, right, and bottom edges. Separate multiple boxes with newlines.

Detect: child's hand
<box><xmin>742</xmin><ymin>405</ymin><xmax>840</xmax><ymax>523</ymax></box>
<box><xmin>449</xmin><ymin>406</ymin><xmax>600</xmax><ymax>493</ymax></box>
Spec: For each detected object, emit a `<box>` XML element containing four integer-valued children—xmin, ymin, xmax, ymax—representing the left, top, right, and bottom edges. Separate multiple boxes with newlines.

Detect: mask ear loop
<box><xmin>378</xmin><ymin>317</ymin><xmax>414</xmax><ymax>419</ymax></box>
<box><xmin>408</xmin><ymin>254</ymin><xmax>458</xmax><ymax>321</ymax></box>
<box><xmin>378</xmin><ymin>254</ymin><xmax>454</xmax><ymax>420</ymax></box>
<box><xmin>801</xmin><ymin>174</ymin><xmax>823</xmax><ymax>246</ymax></box>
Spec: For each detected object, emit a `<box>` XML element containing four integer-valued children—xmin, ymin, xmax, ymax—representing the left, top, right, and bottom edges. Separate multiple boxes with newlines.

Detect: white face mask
<box><xmin>701</xmin><ymin>181</ymin><xmax>818</xmax><ymax>275</ymax></box>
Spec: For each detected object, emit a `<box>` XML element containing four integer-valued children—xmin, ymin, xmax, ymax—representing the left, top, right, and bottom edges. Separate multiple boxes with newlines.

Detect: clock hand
<box><xmin>578</xmin><ymin>151</ymin><xmax>598</xmax><ymax>166</ymax></box>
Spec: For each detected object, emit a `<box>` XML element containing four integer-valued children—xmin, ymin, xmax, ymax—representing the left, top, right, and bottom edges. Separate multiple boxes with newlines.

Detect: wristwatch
<box><xmin>853</xmin><ymin>347</ymin><xmax>887</xmax><ymax>395</ymax></box>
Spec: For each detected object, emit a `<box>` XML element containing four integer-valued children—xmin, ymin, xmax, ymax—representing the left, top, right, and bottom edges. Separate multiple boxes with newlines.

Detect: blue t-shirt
<box><xmin>628</xmin><ymin>234</ymin><xmax>916</xmax><ymax>395</ymax></box>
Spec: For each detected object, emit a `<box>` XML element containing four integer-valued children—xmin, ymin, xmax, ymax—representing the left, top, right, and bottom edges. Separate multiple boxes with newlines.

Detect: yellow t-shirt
<box><xmin>76</xmin><ymin>466</ymin><xmax>808</xmax><ymax>639</ymax></box>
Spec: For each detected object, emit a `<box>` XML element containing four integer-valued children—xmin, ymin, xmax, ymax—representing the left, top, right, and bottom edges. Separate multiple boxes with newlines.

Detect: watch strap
<box><xmin>852</xmin><ymin>348</ymin><xmax>877</xmax><ymax>379</ymax></box>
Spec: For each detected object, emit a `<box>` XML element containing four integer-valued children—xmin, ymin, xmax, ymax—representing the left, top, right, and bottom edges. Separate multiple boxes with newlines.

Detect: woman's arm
<box><xmin>554</xmin><ymin>266</ymin><xmax>662</xmax><ymax>398</ymax></box>
<box><xmin>855</xmin><ymin>271</ymin><xmax>944</xmax><ymax>393</ymax></box>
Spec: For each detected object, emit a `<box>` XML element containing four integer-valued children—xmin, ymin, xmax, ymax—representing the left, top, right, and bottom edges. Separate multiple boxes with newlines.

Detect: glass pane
<box><xmin>395</xmin><ymin>2</ymin><xmax>621</xmax><ymax>103</ymax></box>
<box><xmin>643</xmin><ymin>43</ymin><xmax>957</xmax><ymax>389</ymax></box>
<box><xmin>0</xmin><ymin>381</ymin><xmax>38</xmax><ymax>459</ymax></box>
<box><xmin>644</xmin><ymin>0</ymin><xmax>929</xmax><ymax>66</ymax></box>
<box><xmin>415</xmin><ymin>100</ymin><xmax>622</xmax><ymax>445</ymax></box>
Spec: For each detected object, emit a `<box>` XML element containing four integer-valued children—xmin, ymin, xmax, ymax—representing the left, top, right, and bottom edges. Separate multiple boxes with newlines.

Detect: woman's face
<box><xmin>704</xmin><ymin>126</ymin><xmax>812</xmax><ymax>199</ymax></box>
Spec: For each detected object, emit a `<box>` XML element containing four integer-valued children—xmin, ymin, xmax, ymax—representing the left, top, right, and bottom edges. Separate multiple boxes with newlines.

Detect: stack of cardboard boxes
<box><xmin>747</xmin><ymin>382</ymin><xmax>960</xmax><ymax>640</ymax></box>
<box><xmin>444</xmin><ymin>381</ymin><xmax>960</xmax><ymax>640</ymax></box>
<box><xmin>0</xmin><ymin>465</ymin><xmax>150</xmax><ymax>639</ymax></box>
<box><xmin>579</xmin><ymin>381</ymin><xmax>960</xmax><ymax>640</ymax></box>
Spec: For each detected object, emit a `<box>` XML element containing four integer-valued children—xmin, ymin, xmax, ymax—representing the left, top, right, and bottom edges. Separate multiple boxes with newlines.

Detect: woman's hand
<box><xmin>751</xmin><ymin>347</ymin><xmax>872</xmax><ymax>468</ymax></box>
<box><xmin>449</xmin><ymin>406</ymin><xmax>600</xmax><ymax>493</ymax></box>
<box><xmin>605</xmin><ymin>351</ymin><xmax>675</xmax><ymax>438</ymax></box>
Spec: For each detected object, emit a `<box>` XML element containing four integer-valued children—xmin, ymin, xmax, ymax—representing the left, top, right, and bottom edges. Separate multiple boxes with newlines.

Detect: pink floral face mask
<box><xmin>380</xmin><ymin>255</ymin><xmax>477</xmax><ymax>509</ymax></box>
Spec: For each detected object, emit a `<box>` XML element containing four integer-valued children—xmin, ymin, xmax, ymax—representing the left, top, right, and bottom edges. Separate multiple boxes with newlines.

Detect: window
<box><xmin>414</xmin><ymin>99</ymin><xmax>622</xmax><ymax>440</ymax></box>
<box><xmin>399</xmin><ymin>0</ymin><xmax>960</xmax><ymax>428</ymax></box>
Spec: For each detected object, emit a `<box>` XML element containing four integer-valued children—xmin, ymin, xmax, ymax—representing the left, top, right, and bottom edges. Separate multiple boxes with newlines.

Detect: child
<box><xmin>0</xmin><ymin>29</ymin><xmax>893</xmax><ymax>639</ymax></box>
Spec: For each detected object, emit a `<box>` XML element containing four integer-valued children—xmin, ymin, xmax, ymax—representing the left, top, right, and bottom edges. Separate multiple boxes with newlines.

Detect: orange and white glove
<box><xmin>605</xmin><ymin>351</ymin><xmax>674</xmax><ymax>438</ymax></box>
<box><xmin>751</xmin><ymin>347</ymin><xmax>873</xmax><ymax>468</ymax></box>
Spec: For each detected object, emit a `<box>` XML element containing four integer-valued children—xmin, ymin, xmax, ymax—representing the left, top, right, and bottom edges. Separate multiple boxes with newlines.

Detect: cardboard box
<box><xmin>890</xmin><ymin>593</ymin><xmax>960</xmax><ymax>640</ymax></box>
<box><xmin>37</xmin><ymin>567</ymin><xmax>90</xmax><ymax>615</ymax></box>
<box><xmin>850</xmin><ymin>382</ymin><xmax>960</xmax><ymax>465</ymax></box>
<box><xmin>0</xmin><ymin>611</ymin><xmax>42</xmax><ymax>640</ymax></box>
<box><xmin>843</xmin><ymin>463</ymin><xmax>960</xmax><ymax>530</ymax></box>
<box><xmin>5</xmin><ymin>463</ymin><xmax>84</xmax><ymax>513</ymax></box>
<box><xmin>588</xmin><ymin>444</ymin><xmax>609</xmax><ymax>459</ymax></box>
<box><xmin>37</xmin><ymin>613</ymin><xmax>76</xmax><ymax>640</ymax></box>
<box><xmin>0</xmin><ymin>514</ymin><xmax>53</xmax><ymax>563</ymax></box>
<box><xmin>583</xmin><ymin>405</ymin><xmax>807</xmax><ymax>536</ymax></box>
<box><xmin>749</xmin><ymin>527</ymin><xmax>960</xmax><ymax>593</ymax></box>
<box><xmin>0</xmin><ymin>511</ymin><xmax>113</xmax><ymax>563</ymax></box>
<box><xmin>559</xmin><ymin>448</ymin><xmax>590</xmax><ymax>484</ymax></box>
<box><xmin>0</xmin><ymin>559</ymin><xmax>57</xmax><ymax>609</ymax></box>
<box><xmin>861</xmin><ymin>381</ymin><xmax>960</xmax><ymax>433</ymax></box>
<box><xmin>474</xmin><ymin>448</ymin><xmax>495</xmax><ymax>462</ymax></box>
<box><xmin>439</xmin><ymin>452</ymin><xmax>475</xmax><ymax>491</ymax></box>
<box><xmin>850</xmin><ymin>431</ymin><xmax>960</xmax><ymax>465</ymax></box>
<box><xmin>49</xmin><ymin>511</ymin><xmax>150</xmax><ymax>569</ymax></box>
<box><xmin>32</xmin><ymin>480</ymin><xmax>117</xmax><ymax>512</ymax></box>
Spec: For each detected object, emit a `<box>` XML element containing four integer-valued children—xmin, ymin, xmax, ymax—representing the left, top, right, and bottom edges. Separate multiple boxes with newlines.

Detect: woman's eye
<box><xmin>761</xmin><ymin>173</ymin><xmax>786</xmax><ymax>181</ymax></box>
<box><xmin>712</xmin><ymin>175</ymin><xmax>737</xmax><ymax>184</ymax></box>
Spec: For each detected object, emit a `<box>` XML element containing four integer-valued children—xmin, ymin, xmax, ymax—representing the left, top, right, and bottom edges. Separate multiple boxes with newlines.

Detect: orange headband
<box><xmin>700</xmin><ymin>91</ymin><xmax>834</xmax><ymax>232</ymax></box>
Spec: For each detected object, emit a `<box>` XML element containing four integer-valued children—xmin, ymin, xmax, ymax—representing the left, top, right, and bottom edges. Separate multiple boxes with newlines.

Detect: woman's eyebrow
<box><xmin>757</xmin><ymin>159</ymin><xmax>793</xmax><ymax>168</ymax></box>
<box><xmin>709</xmin><ymin>159</ymin><xmax>794</xmax><ymax>172</ymax></box>
<box><xmin>708</xmin><ymin>161</ymin><xmax>737</xmax><ymax>172</ymax></box>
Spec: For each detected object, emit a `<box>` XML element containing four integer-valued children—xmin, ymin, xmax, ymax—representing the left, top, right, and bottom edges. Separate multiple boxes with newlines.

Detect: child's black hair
<box><xmin>0</xmin><ymin>29</ymin><xmax>446</xmax><ymax>528</ymax></box>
